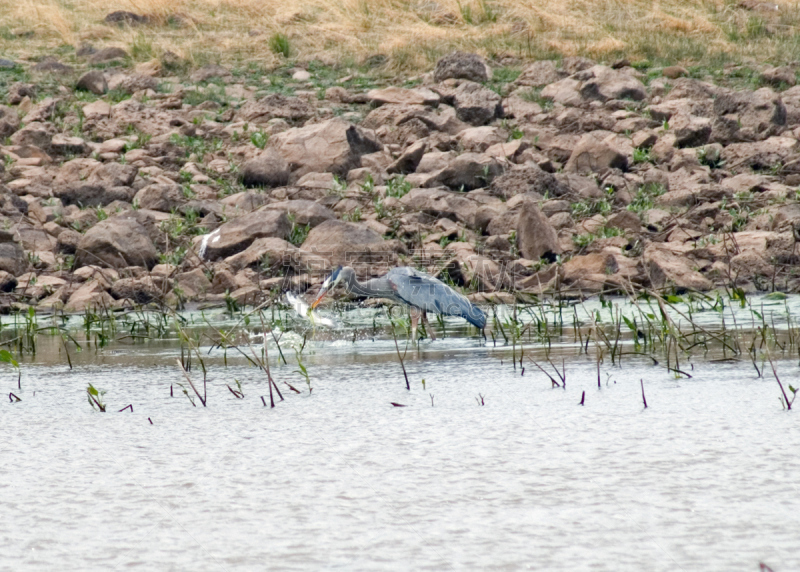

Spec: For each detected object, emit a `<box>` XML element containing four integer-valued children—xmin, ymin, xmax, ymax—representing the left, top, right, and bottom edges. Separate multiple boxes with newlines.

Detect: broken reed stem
<box><xmin>118</xmin><ymin>404</ymin><xmax>133</xmax><ymax>412</ymax></box>
<box><xmin>176</xmin><ymin>358</ymin><xmax>206</xmax><ymax>407</ymax></box>
<box><xmin>766</xmin><ymin>351</ymin><xmax>793</xmax><ymax>410</ymax></box>
<box><xmin>529</xmin><ymin>358</ymin><xmax>561</xmax><ymax>388</ymax></box>
<box><xmin>640</xmin><ymin>378</ymin><xmax>648</xmax><ymax>409</ymax></box>
<box><xmin>391</xmin><ymin>323</ymin><xmax>411</xmax><ymax>391</ymax></box>
<box><xmin>87</xmin><ymin>391</ymin><xmax>106</xmax><ymax>412</ymax></box>
<box><xmin>61</xmin><ymin>334</ymin><xmax>72</xmax><ymax>370</ymax></box>
<box><xmin>257</xmin><ymin>314</ymin><xmax>291</xmax><ymax>397</ymax></box>
<box><xmin>579</xmin><ymin>390</ymin><xmax>585</xmax><ymax>406</ymax></box>
<box><xmin>248</xmin><ymin>343</ymin><xmax>286</xmax><ymax>401</ymax></box>
<box><xmin>597</xmin><ymin>351</ymin><xmax>601</xmax><ymax>389</ymax></box>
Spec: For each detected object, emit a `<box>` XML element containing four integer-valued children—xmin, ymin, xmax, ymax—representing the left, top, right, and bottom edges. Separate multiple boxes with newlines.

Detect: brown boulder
<box><xmin>514</xmin><ymin>60</ymin><xmax>566</xmax><ymax>88</ymax></box>
<box><xmin>713</xmin><ymin>87</ymin><xmax>786</xmax><ymax>142</ymax></box>
<box><xmin>433</xmin><ymin>51</ymin><xmax>491</xmax><ymax>83</ymax></box>
<box><xmin>10</xmin><ymin>122</ymin><xmax>55</xmax><ymax>149</ymax></box>
<box><xmin>240</xmin><ymin>149</ymin><xmax>290</xmax><ymax>188</ymax></box>
<box><xmin>265</xmin><ymin>200</ymin><xmax>335</xmax><ymax>228</ymax></box>
<box><xmin>64</xmin><ymin>281</ymin><xmax>114</xmax><ymax>313</ymax></box>
<box><xmin>450</xmin><ymin>81</ymin><xmax>502</xmax><ymax>126</ymax></box>
<box><xmin>437</xmin><ymin>153</ymin><xmax>503</xmax><ymax>191</ymax></box>
<box><xmin>110</xmin><ymin>276</ymin><xmax>163</xmax><ymax>304</ymax></box>
<box><xmin>200</xmin><ymin>209</ymin><xmax>291</xmax><ymax>260</ymax></box>
<box><xmin>387</xmin><ymin>140</ymin><xmax>426</xmax><ymax>174</ymax></box>
<box><xmin>489</xmin><ymin>165</ymin><xmax>568</xmax><ymax>199</ymax></box>
<box><xmin>0</xmin><ymin>237</ymin><xmax>27</xmax><ymax>275</ymax></box>
<box><xmin>76</xmin><ymin>70</ymin><xmax>108</xmax><ymax>95</ymax></box>
<box><xmin>578</xmin><ymin>65</ymin><xmax>647</xmax><ymax>102</ymax></box>
<box><xmin>225</xmin><ymin>237</ymin><xmax>326</xmax><ymax>273</ymax></box>
<box><xmin>565</xmin><ymin>132</ymin><xmax>629</xmax><ymax>174</ymax></box>
<box><xmin>270</xmin><ymin>118</ymin><xmax>381</xmax><ymax>179</ymax></box>
<box><xmin>670</xmin><ymin>113</ymin><xmax>712</xmax><ymax>148</ymax></box>
<box><xmin>644</xmin><ymin>243</ymin><xmax>712</xmax><ymax>291</ymax></box>
<box><xmin>0</xmin><ymin>105</ymin><xmax>21</xmax><ymax>139</ymax></box>
<box><xmin>75</xmin><ymin>217</ymin><xmax>158</xmax><ymax>269</ymax></box>
<box><xmin>300</xmin><ymin>219</ymin><xmax>397</xmax><ymax>270</ymax></box>
<box><xmin>133</xmin><ymin>184</ymin><xmax>187</xmax><ymax>212</ymax></box>
<box><xmin>237</xmin><ymin>94</ymin><xmax>314</xmax><ymax>123</ymax></box>
<box><xmin>367</xmin><ymin>87</ymin><xmax>440</xmax><ymax>106</ymax></box>
<box><xmin>516</xmin><ymin>198</ymin><xmax>561</xmax><ymax>261</ymax></box>
<box><xmin>400</xmin><ymin>188</ymin><xmax>478</xmax><ymax>226</ymax></box>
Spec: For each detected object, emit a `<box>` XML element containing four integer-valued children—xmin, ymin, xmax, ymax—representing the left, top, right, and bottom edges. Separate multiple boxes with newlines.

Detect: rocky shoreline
<box><xmin>2</xmin><ymin>49</ymin><xmax>800</xmax><ymax>314</ymax></box>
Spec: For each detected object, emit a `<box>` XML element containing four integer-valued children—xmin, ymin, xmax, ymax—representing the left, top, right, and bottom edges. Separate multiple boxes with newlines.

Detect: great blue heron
<box><xmin>310</xmin><ymin>266</ymin><xmax>486</xmax><ymax>339</ymax></box>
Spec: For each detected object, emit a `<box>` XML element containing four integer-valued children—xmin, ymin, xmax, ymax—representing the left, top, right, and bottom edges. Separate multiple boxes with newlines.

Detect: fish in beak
<box><xmin>310</xmin><ymin>266</ymin><xmax>342</xmax><ymax>310</ymax></box>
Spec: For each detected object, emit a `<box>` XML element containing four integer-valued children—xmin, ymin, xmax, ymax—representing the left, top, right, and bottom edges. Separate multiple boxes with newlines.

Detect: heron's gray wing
<box><xmin>387</xmin><ymin>268</ymin><xmax>486</xmax><ymax>328</ymax></box>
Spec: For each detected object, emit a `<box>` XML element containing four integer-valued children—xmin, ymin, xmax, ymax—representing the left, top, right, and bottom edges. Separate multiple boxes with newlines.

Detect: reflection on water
<box><xmin>1</xmin><ymin>296</ymin><xmax>799</xmax><ymax>570</ymax></box>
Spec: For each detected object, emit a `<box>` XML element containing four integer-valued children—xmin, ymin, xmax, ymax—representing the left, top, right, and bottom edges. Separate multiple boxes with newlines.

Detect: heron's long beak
<box><xmin>310</xmin><ymin>287</ymin><xmax>329</xmax><ymax>310</ymax></box>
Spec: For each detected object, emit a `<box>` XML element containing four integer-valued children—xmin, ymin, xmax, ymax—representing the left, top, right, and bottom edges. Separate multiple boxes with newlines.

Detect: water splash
<box><xmin>286</xmin><ymin>292</ymin><xmax>340</xmax><ymax>328</ymax></box>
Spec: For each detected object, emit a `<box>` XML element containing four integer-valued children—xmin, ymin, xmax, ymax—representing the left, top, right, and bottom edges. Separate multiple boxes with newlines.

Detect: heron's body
<box><xmin>312</xmin><ymin>266</ymin><xmax>486</xmax><ymax>336</ymax></box>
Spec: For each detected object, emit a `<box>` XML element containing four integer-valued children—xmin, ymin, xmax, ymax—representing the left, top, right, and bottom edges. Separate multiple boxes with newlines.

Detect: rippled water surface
<box><xmin>2</xmin><ymin>297</ymin><xmax>800</xmax><ymax>571</ymax></box>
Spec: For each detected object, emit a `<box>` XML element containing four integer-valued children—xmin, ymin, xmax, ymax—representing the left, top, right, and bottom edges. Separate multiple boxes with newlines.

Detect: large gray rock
<box><xmin>133</xmin><ymin>184</ymin><xmax>187</xmax><ymax>212</ymax></box>
<box><xmin>670</xmin><ymin>113</ymin><xmax>712</xmax><ymax>148</ymax></box>
<box><xmin>240</xmin><ymin>149</ymin><xmax>290</xmax><ymax>188</ymax></box>
<box><xmin>76</xmin><ymin>70</ymin><xmax>108</xmax><ymax>95</ymax></box>
<box><xmin>9</xmin><ymin>122</ymin><xmax>55</xmax><ymax>148</ymax></box>
<box><xmin>106</xmin><ymin>73</ymin><xmax>158</xmax><ymax>95</ymax></box>
<box><xmin>451</xmin><ymin>81</ymin><xmax>502</xmax><ymax>125</ymax></box>
<box><xmin>23</xmin><ymin>97</ymin><xmax>58</xmax><ymax>123</ymax></box>
<box><xmin>75</xmin><ymin>217</ymin><xmax>158</xmax><ymax>269</ymax></box>
<box><xmin>0</xmin><ymin>105</ymin><xmax>21</xmax><ymax>139</ymax></box>
<box><xmin>433</xmin><ymin>52</ymin><xmax>491</xmax><ymax>83</ymax></box>
<box><xmin>270</xmin><ymin>118</ymin><xmax>381</xmax><ymax>179</ymax></box>
<box><xmin>201</xmin><ymin>209</ymin><xmax>291</xmax><ymax>260</ymax></box>
<box><xmin>516</xmin><ymin>198</ymin><xmax>561</xmax><ymax>261</ymax></box>
<box><xmin>64</xmin><ymin>281</ymin><xmax>114</xmax><ymax>313</ymax></box>
<box><xmin>265</xmin><ymin>200</ymin><xmax>335</xmax><ymax>228</ymax></box>
<box><xmin>237</xmin><ymin>94</ymin><xmax>315</xmax><ymax>123</ymax></box>
<box><xmin>55</xmin><ymin>162</ymin><xmax>138</xmax><ymax>207</ymax></box>
<box><xmin>110</xmin><ymin>276</ymin><xmax>162</xmax><ymax>304</ymax></box>
<box><xmin>88</xmin><ymin>47</ymin><xmax>128</xmax><ymax>64</ymax></box>
<box><xmin>189</xmin><ymin>64</ymin><xmax>231</xmax><ymax>83</ymax></box>
<box><xmin>514</xmin><ymin>60</ymin><xmax>566</xmax><ymax>88</ymax></box>
<box><xmin>0</xmin><ymin>236</ymin><xmax>27</xmax><ymax>275</ymax></box>
<box><xmin>367</xmin><ymin>87</ymin><xmax>440</xmax><ymax>107</ymax></box>
<box><xmin>437</xmin><ymin>153</ymin><xmax>503</xmax><ymax>191</ymax></box>
<box><xmin>300</xmin><ymin>219</ymin><xmax>396</xmax><ymax>268</ymax></box>
<box><xmin>713</xmin><ymin>87</ymin><xmax>786</xmax><ymax>142</ymax></box>
<box><xmin>7</xmin><ymin>82</ymin><xmax>35</xmax><ymax>105</ymax></box>
<box><xmin>400</xmin><ymin>188</ymin><xmax>478</xmax><ymax>226</ymax></box>
<box><xmin>387</xmin><ymin>140</ymin><xmax>426</xmax><ymax>174</ymax></box>
<box><xmin>225</xmin><ymin>237</ymin><xmax>325</xmax><ymax>273</ymax></box>
<box><xmin>721</xmin><ymin>136</ymin><xmax>798</xmax><ymax>172</ymax></box>
<box><xmin>490</xmin><ymin>165</ymin><xmax>568</xmax><ymax>199</ymax></box>
<box><xmin>541</xmin><ymin>65</ymin><xmax>646</xmax><ymax>107</ymax></box>
<box><xmin>565</xmin><ymin>132</ymin><xmax>629</xmax><ymax>174</ymax></box>
<box><xmin>644</xmin><ymin>244</ymin><xmax>712</xmax><ymax>291</ymax></box>
<box><xmin>578</xmin><ymin>65</ymin><xmax>647</xmax><ymax>102</ymax></box>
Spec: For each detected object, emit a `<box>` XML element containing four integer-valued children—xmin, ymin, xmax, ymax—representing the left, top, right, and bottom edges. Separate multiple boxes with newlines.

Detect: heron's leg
<box><xmin>421</xmin><ymin>311</ymin><xmax>437</xmax><ymax>340</ymax></box>
<box><xmin>411</xmin><ymin>312</ymin><xmax>419</xmax><ymax>343</ymax></box>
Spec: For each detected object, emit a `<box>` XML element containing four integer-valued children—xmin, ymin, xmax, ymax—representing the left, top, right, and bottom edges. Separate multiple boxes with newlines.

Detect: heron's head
<box><xmin>310</xmin><ymin>266</ymin><xmax>343</xmax><ymax>310</ymax></box>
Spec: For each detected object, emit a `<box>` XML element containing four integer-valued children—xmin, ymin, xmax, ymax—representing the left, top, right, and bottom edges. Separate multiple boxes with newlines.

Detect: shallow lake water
<box><xmin>1</xmin><ymin>296</ymin><xmax>799</xmax><ymax>571</ymax></box>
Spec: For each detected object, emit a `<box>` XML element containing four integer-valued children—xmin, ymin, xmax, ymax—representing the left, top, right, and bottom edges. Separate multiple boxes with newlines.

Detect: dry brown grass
<box><xmin>2</xmin><ymin>0</ymin><xmax>800</xmax><ymax>72</ymax></box>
